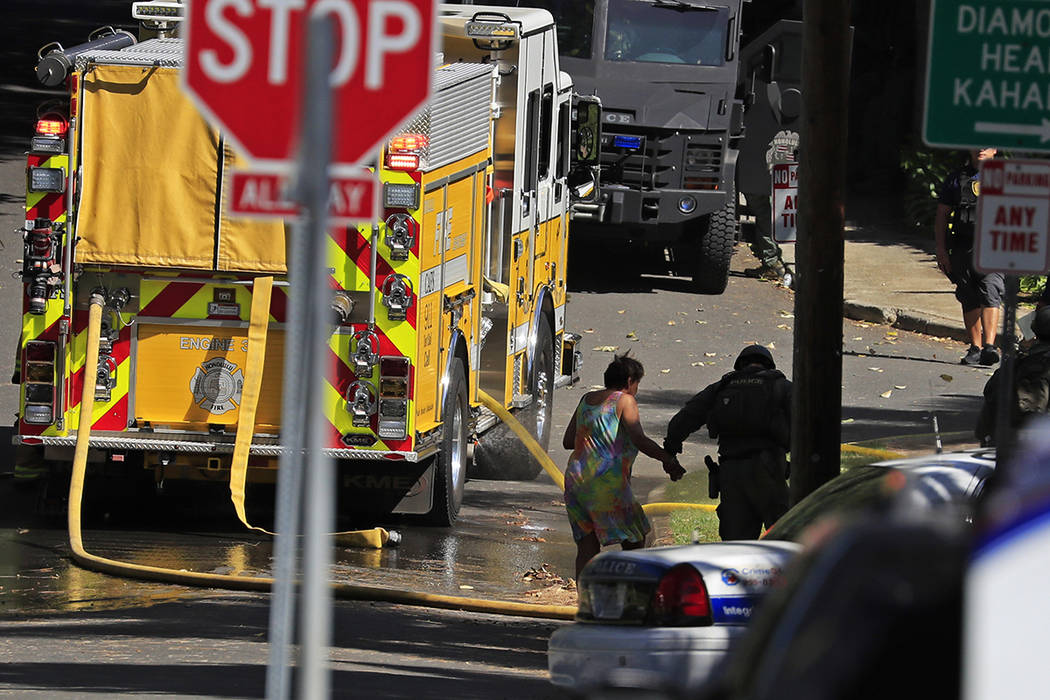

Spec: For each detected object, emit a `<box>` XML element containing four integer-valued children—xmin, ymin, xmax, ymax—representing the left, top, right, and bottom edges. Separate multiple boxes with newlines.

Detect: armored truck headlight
<box><xmin>678</xmin><ymin>196</ymin><xmax>697</xmax><ymax>214</ymax></box>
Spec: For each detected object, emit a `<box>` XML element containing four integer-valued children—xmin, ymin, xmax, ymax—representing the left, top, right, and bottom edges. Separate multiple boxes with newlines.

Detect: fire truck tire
<box><xmin>691</xmin><ymin>188</ymin><xmax>738</xmax><ymax>295</ymax></box>
<box><xmin>425</xmin><ymin>359</ymin><xmax>468</xmax><ymax>526</ymax></box>
<box><xmin>471</xmin><ymin>320</ymin><xmax>554</xmax><ymax>481</ymax></box>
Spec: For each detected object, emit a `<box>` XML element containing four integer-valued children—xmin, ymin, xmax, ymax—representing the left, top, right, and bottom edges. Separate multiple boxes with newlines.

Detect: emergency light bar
<box><xmin>132</xmin><ymin>2</ymin><xmax>185</xmax><ymax>22</ymax></box>
<box><xmin>466</xmin><ymin>21</ymin><xmax>520</xmax><ymax>40</ymax></box>
<box><xmin>613</xmin><ymin>135</ymin><xmax>644</xmax><ymax>150</ymax></box>
<box><xmin>36</xmin><ymin>119</ymin><xmax>67</xmax><ymax>136</ymax></box>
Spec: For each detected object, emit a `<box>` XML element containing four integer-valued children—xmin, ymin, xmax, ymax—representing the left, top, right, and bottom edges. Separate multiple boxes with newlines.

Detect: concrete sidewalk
<box><xmin>776</xmin><ymin>196</ymin><xmax>975</xmax><ymax>345</ymax></box>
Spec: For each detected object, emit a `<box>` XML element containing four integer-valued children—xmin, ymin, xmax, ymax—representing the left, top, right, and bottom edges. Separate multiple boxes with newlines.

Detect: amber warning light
<box><xmin>228</xmin><ymin>170</ymin><xmax>378</xmax><ymax>224</ymax></box>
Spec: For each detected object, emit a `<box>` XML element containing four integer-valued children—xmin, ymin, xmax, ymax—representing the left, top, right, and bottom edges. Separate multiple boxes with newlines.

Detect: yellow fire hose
<box><xmin>68</xmin><ymin>293</ymin><xmax>574</xmax><ymax>618</ymax></box>
<box><xmin>68</xmin><ymin>293</ymin><xmax>896</xmax><ymax>620</ymax></box>
<box><xmin>225</xmin><ymin>277</ymin><xmax>394</xmax><ymax>549</ymax></box>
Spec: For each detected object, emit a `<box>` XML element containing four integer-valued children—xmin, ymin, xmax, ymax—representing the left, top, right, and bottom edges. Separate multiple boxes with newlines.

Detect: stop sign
<box><xmin>184</xmin><ymin>0</ymin><xmax>435</xmax><ymax>167</ymax></box>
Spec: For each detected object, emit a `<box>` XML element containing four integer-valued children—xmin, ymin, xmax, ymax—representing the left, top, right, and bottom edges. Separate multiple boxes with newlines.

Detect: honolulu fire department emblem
<box><xmin>190</xmin><ymin>357</ymin><xmax>244</xmax><ymax>415</ymax></box>
<box><xmin>765</xmin><ymin>130</ymin><xmax>800</xmax><ymax>171</ymax></box>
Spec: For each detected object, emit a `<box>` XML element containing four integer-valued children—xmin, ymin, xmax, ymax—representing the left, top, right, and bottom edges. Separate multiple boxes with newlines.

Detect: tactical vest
<box><xmin>951</xmin><ymin>171</ymin><xmax>980</xmax><ymax>250</ymax></box>
<box><xmin>706</xmin><ymin>368</ymin><xmax>790</xmax><ymax>454</ymax></box>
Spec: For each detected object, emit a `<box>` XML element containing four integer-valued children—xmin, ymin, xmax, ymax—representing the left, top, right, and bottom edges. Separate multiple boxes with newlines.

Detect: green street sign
<box><xmin>924</xmin><ymin>0</ymin><xmax>1050</xmax><ymax>152</ymax></box>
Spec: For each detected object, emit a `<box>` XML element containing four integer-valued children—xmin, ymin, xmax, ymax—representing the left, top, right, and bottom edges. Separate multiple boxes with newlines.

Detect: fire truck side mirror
<box><xmin>572</xmin><ymin>96</ymin><xmax>601</xmax><ymax>168</ymax></box>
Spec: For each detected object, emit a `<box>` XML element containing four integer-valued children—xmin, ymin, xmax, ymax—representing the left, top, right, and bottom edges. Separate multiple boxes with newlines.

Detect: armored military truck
<box><xmin>456</xmin><ymin>1</ymin><xmax>809</xmax><ymax>295</ymax></box>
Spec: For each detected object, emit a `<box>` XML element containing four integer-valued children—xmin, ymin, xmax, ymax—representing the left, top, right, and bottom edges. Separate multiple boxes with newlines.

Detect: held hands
<box><xmin>663</xmin><ymin>455</ymin><xmax>686</xmax><ymax>482</ymax></box>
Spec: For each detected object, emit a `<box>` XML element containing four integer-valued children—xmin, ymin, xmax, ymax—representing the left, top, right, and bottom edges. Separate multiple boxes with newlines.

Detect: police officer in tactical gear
<box><xmin>934</xmin><ymin>148</ymin><xmax>1005</xmax><ymax>366</ymax></box>
<box><xmin>663</xmin><ymin>345</ymin><xmax>792</xmax><ymax>540</ymax></box>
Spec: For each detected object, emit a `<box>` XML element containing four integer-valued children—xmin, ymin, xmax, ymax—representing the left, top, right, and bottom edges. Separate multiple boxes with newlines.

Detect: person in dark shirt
<box><xmin>934</xmin><ymin>148</ymin><xmax>1004</xmax><ymax>366</ymax></box>
<box><xmin>663</xmin><ymin>345</ymin><xmax>792</xmax><ymax>540</ymax></box>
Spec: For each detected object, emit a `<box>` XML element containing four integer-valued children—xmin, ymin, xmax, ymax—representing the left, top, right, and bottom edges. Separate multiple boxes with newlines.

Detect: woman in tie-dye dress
<box><xmin>562</xmin><ymin>354</ymin><xmax>686</xmax><ymax>580</ymax></box>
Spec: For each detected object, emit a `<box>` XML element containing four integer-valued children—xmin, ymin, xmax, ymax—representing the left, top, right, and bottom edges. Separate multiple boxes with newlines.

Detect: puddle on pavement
<box><xmin>1</xmin><ymin>479</ymin><xmax>579</xmax><ymax>615</ymax></box>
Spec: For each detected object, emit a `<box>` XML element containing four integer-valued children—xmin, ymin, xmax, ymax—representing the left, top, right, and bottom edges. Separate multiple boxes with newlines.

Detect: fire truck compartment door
<box><xmin>133</xmin><ymin>324</ymin><xmax>284</xmax><ymax>429</ymax></box>
<box><xmin>76</xmin><ymin>64</ymin><xmax>286</xmax><ymax>272</ymax></box>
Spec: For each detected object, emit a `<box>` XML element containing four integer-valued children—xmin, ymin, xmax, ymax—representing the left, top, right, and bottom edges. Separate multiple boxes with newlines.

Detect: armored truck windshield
<box><xmin>603</xmin><ymin>0</ymin><xmax>728</xmax><ymax>66</ymax></box>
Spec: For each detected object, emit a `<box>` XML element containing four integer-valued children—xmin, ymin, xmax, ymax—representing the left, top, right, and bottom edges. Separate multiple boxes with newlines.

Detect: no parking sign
<box><xmin>976</xmin><ymin>159</ymin><xmax>1050</xmax><ymax>275</ymax></box>
<box><xmin>772</xmin><ymin>162</ymin><xmax>798</xmax><ymax>243</ymax></box>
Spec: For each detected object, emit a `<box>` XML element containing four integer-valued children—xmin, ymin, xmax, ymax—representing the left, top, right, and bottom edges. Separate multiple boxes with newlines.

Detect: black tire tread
<box><xmin>693</xmin><ymin>188</ymin><xmax>738</xmax><ymax>295</ymax></box>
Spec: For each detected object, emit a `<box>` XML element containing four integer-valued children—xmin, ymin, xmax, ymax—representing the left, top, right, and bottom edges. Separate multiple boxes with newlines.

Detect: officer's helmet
<box><xmin>734</xmin><ymin>344</ymin><xmax>775</xmax><ymax>370</ymax></box>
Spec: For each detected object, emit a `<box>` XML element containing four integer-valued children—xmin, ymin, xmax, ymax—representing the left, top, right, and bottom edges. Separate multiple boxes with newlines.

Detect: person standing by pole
<box><xmin>934</xmin><ymin>147</ymin><xmax>1004</xmax><ymax>366</ymax></box>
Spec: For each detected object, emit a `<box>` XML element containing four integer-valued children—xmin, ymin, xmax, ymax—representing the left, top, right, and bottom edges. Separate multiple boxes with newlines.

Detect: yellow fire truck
<box><xmin>17</xmin><ymin>3</ymin><xmax>600</xmax><ymax>525</ymax></box>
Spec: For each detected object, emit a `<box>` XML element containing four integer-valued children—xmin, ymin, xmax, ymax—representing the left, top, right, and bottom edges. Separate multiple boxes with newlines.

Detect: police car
<box><xmin>547</xmin><ymin>449</ymin><xmax>995</xmax><ymax>694</ymax></box>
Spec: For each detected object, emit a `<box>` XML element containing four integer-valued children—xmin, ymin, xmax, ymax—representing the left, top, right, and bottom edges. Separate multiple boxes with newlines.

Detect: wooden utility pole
<box><xmin>790</xmin><ymin>0</ymin><xmax>852</xmax><ymax>505</ymax></box>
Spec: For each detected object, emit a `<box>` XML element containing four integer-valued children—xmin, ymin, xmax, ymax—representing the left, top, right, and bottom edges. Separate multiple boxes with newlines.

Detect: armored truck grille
<box><xmin>600</xmin><ymin>130</ymin><xmax>675</xmax><ymax>190</ymax></box>
<box><xmin>600</xmin><ymin>131</ymin><xmax>722</xmax><ymax>191</ymax></box>
<box><xmin>683</xmin><ymin>142</ymin><xmax>723</xmax><ymax>190</ymax></box>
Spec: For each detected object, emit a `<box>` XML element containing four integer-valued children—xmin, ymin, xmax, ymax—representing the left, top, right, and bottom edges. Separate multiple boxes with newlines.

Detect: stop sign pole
<box><xmin>264</xmin><ymin>14</ymin><xmax>337</xmax><ymax>700</ymax></box>
<box><xmin>182</xmin><ymin>2</ymin><xmax>436</xmax><ymax>696</ymax></box>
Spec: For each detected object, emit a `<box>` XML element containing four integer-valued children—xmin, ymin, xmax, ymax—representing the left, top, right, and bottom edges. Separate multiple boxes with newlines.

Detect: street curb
<box><xmin>843</xmin><ymin>300</ymin><xmax>967</xmax><ymax>344</ymax></box>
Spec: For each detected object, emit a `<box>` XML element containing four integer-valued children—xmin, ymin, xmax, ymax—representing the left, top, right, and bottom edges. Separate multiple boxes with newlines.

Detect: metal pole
<box><xmin>264</xmin><ymin>13</ymin><xmax>336</xmax><ymax>700</ymax></box>
<box><xmin>790</xmin><ymin>0</ymin><xmax>852</xmax><ymax>505</ymax></box>
<box><xmin>994</xmin><ymin>275</ymin><xmax>1019</xmax><ymax>473</ymax></box>
<box><xmin>296</xmin><ymin>13</ymin><xmax>337</xmax><ymax>700</ymax></box>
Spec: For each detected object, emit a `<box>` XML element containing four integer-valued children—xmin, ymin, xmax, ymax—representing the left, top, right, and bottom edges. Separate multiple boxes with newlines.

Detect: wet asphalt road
<box><xmin>0</xmin><ymin>244</ymin><xmax>992</xmax><ymax>618</ymax></box>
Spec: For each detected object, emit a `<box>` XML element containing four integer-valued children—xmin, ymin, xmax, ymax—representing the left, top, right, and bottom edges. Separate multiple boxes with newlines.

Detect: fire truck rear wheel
<box><xmin>425</xmin><ymin>359</ymin><xmax>468</xmax><ymax>526</ymax></box>
<box><xmin>691</xmin><ymin>186</ymin><xmax>738</xmax><ymax>295</ymax></box>
<box><xmin>470</xmin><ymin>320</ymin><xmax>554</xmax><ymax>481</ymax></box>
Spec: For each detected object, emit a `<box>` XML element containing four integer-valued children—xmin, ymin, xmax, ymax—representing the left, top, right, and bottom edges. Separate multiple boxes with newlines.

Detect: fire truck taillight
<box><xmin>386</xmin><ymin>134</ymin><xmax>427</xmax><ymax>172</ymax></box>
<box><xmin>387</xmin><ymin>153</ymin><xmax>420</xmax><ymax>171</ymax></box>
<box><xmin>35</xmin><ymin>118</ymin><xmax>68</xmax><ymax>136</ymax></box>
<box><xmin>377</xmin><ymin>356</ymin><xmax>410</xmax><ymax>440</ymax></box>
<box><xmin>23</xmin><ymin>341</ymin><xmax>56</xmax><ymax>425</ymax></box>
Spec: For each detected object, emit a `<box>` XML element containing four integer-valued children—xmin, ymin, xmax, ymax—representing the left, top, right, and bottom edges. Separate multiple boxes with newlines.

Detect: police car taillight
<box><xmin>651</xmin><ymin>564</ymin><xmax>712</xmax><ymax>626</ymax></box>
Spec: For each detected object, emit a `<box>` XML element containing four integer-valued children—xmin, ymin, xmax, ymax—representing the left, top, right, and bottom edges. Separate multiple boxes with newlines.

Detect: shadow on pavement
<box><xmin>0</xmin><ymin>598</ymin><xmax>565</xmax><ymax>699</ymax></box>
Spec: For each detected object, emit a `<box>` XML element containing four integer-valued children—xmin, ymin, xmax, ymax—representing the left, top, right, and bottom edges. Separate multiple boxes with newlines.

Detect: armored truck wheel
<box><xmin>471</xmin><ymin>320</ymin><xmax>554</xmax><ymax>481</ymax></box>
<box><xmin>425</xmin><ymin>359</ymin><xmax>469</xmax><ymax>526</ymax></box>
<box><xmin>691</xmin><ymin>189</ymin><xmax>738</xmax><ymax>295</ymax></box>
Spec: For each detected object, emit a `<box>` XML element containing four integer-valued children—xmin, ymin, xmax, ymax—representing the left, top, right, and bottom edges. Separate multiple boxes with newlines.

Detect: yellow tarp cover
<box><xmin>77</xmin><ymin>64</ymin><xmax>287</xmax><ymax>272</ymax></box>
